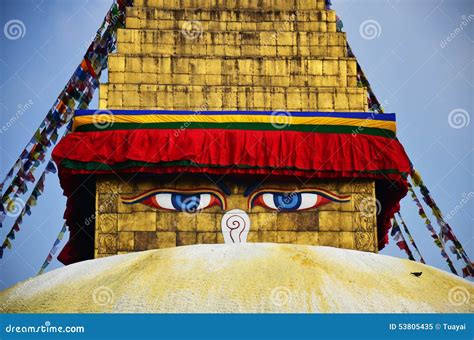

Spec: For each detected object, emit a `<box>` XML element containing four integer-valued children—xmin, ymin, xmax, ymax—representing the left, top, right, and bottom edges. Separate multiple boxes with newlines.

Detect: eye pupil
<box><xmin>274</xmin><ymin>193</ymin><xmax>302</xmax><ymax>211</ymax></box>
<box><xmin>172</xmin><ymin>194</ymin><xmax>201</xmax><ymax>212</ymax></box>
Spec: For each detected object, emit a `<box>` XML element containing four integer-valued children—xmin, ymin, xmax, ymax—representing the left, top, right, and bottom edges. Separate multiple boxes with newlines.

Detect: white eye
<box><xmin>155</xmin><ymin>193</ymin><xmax>174</xmax><ymax>210</ymax></box>
<box><xmin>124</xmin><ymin>189</ymin><xmax>226</xmax><ymax>212</ymax></box>
<box><xmin>248</xmin><ymin>189</ymin><xmax>349</xmax><ymax>212</ymax></box>
<box><xmin>197</xmin><ymin>193</ymin><xmax>211</xmax><ymax>210</ymax></box>
<box><xmin>155</xmin><ymin>193</ymin><xmax>212</xmax><ymax>211</ymax></box>
<box><xmin>259</xmin><ymin>192</ymin><xmax>319</xmax><ymax>211</ymax></box>
<box><xmin>262</xmin><ymin>193</ymin><xmax>277</xmax><ymax>209</ymax></box>
<box><xmin>299</xmin><ymin>193</ymin><xmax>319</xmax><ymax>210</ymax></box>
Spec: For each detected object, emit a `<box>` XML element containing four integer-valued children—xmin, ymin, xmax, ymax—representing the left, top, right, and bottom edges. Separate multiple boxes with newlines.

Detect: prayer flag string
<box><xmin>0</xmin><ymin>0</ymin><xmax>131</xmax><ymax>236</ymax></box>
<box><xmin>411</xmin><ymin>170</ymin><xmax>473</xmax><ymax>277</ymax></box>
<box><xmin>326</xmin><ymin>0</ymin><xmax>471</xmax><ymax>277</ymax></box>
<box><xmin>396</xmin><ymin>212</ymin><xmax>425</xmax><ymax>264</ymax></box>
<box><xmin>1</xmin><ymin>0</ymin><xmax>131</xmax><ymax>264</ymax></box>
<box><xmin>391</xmin><ymin>217</ymin><xmax>415</xmax><ymax>261</ymax></box>
<box><xmin>325</xmin><ymin>0</ymin><xmax>383</xmax><ymax>113</ymax></box>
<box><xmin>37</xmin><ymin>223</ymin><xmax>67</xmax><ymax>275</ymax></box>
<box><xmin>0</xmin><ymin>172</ymin><xmax>47</xmax><ymax>259</ymax></box>
<box><xmin>407</xmin><ymin>182</ymin><xmax>458</xmax><ymax>275</ymax></box>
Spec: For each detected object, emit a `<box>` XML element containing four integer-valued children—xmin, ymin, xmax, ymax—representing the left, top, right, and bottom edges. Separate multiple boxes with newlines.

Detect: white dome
<box><xmin>1</xmin><ymin>243</ymin><xmax>472</xmax><ymax>313</ymax></box>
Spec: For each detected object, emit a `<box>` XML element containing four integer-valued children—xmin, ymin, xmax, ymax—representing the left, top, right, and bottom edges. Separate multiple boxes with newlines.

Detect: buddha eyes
<box><xmin>248</xmin><ymin>188</ymin><xmax>350</xmax><ymax>212</ymax></box>
<box><xmin>122</xmin><ymin>187</ymin><xmax>349</xmax><ymax>213</ymax></box>
<box><xmin>144</xmin><ymin>193</ymin><xmax>216</xmax><ymax>212</ymax></box>
<box><xmin>252</xmin><ymin>192</ymin><xmax>320</xmax><ymax>211</ymax></box>
<box><xmin>122</xmin><ymin>189</ymin><xmax>226</xmax><ymax>213</ymax></box>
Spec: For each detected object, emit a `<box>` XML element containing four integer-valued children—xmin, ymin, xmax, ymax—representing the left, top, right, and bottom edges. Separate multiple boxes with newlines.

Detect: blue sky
<box><xmin>0</xmin><ymin>0</ymin><xmax>473</xmax><ymax>289</ymax></box>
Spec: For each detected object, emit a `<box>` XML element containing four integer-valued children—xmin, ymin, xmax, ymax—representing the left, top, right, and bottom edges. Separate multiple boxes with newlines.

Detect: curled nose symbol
<box><xmin>220</xmin><ymin>209</ymin><xmax>251</xmax><ymax>244</ymax></box>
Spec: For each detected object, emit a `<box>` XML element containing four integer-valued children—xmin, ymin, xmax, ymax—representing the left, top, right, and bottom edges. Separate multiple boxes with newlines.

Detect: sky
<box><xmin>0</xmin><ymin>0</ymin><xmax>473</xmax><ymax>290</ymax></box>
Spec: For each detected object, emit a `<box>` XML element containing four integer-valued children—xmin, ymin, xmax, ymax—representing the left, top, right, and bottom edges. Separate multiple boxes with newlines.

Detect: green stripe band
<box><xmin>60</xmin><ymin>159</ymin><xmax>408</xmax><ymax>178</ymax></box>
<box><xmin>74</xmin><ymin>122</ymin><xmax>396</xmax><ymax>139</ymax></box>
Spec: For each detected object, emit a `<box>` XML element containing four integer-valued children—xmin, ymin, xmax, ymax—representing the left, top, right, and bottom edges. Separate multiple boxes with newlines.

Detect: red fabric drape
<box><xmin>53</xmin><ymin>129</ymin><xmax>409</xmax><ymax>173</ymax></box>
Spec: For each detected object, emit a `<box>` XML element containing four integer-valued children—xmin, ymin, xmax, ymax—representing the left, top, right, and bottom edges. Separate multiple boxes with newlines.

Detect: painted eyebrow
<box><xmin>121</xmin><ymin>188</ymin><xmax>227</xmax><ymax>204</ymax></box>
<box><xmin>247</xmin><ymin>187</ymin><xmax>351</xmax><ymax>203</ymax></box>
<box><xmin>244</xmin><ymin>181</ymin><xmax>264</xmax><ymax>197</ymax></box>
<box><xmin>215</xmin><ymin>181</ymin><xmax>231</xmax><ymax>196</ymax></box>
<box><xmin>198</xmin><ymin>174</ymin><xmax>231</xmax><ymax>195</ymax></box>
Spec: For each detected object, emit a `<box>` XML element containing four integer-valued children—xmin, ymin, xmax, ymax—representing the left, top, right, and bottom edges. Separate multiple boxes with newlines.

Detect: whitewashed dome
<box><xmin>1</xmin><ymin>243</ymin><xmax>473</xmax><ymax>313</ymax></box>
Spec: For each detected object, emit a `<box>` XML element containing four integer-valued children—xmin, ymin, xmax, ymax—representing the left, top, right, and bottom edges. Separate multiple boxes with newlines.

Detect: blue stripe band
<box><xmin>74</xmin><ymin>110</ymin><xmax>396</xmax><ymax>121</ymax></box>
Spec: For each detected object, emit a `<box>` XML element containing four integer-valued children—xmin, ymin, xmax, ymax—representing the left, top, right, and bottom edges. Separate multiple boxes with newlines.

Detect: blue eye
<box><xmin>248</xmin><ymin>188</ymin><xmax>351</xmax><ymax>212</ymax></box>
<box><xmin>273</xmin><ymin>193</ymin><xmax>302</xmax><ymax>211</ymax></box>
<box><xmin>171</xmin><ymin>194</ymin><xmax>201</xmax><ymax>212</ymax></box>
<box><xmin>122</xmin><ymin>189</ymin><xmax>227</xmax><ymax>212</ymax></box>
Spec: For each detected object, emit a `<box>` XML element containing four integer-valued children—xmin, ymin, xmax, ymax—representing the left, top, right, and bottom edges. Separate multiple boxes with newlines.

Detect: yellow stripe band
<box><xmin>73</xmin><ymin>114</ymin><xmax>396</xmax><ymax>133</ymax></box>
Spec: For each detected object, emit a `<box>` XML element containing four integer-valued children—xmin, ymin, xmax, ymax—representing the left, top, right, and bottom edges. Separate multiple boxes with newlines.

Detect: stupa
<box><xmin>4</xmin><ymin>0</ymin><xmax>471</xmax><ymax>314</ymax></box>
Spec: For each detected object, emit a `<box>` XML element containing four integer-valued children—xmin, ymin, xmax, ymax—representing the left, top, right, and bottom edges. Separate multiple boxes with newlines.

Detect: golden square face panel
<box><xmin>94</xmin><ymin>174</ymin><xmax>377</xmax><ymax>258</ymax></box>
